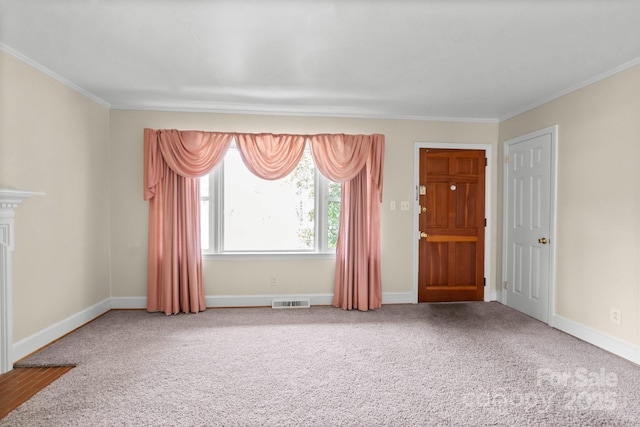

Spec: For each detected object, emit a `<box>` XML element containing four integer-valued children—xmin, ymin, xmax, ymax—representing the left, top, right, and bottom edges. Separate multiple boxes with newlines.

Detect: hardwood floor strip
<box><xmin>0</xmin><ymin>366</ymin><xmax>74</xmax><ymax>419</ymax></box>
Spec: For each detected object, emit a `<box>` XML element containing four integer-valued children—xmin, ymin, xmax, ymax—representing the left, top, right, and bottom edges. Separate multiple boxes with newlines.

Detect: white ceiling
<box><xmin>1</xmin><ymin>0</ymin><xmax>640</xmax><ymax>121</ymax></box>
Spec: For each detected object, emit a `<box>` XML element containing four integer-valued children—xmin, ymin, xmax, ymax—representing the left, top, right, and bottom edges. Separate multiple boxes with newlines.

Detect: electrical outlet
<box><xmin>400</xmin><ymin>201</ymin><xmax>410</xmax><ymax>211</ymax></box>
<box><xmin>270</xmin><ymin>276</ymin><xmax>277</xmax><ymax>287</ymax></box>
<box><xmin>610</xmin><ymin>308</ymin><xmax>621</xmax><ymax>325</ymax></box>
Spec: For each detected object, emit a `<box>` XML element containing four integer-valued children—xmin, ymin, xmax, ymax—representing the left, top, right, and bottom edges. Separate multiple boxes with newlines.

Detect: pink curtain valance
<box><xmin>309</xmin><ymin>133</ymin><xmax>384</xmax><ymax>200</ymax></box>
<box><xmin>143</xmin><ymin>128</ymin><xmax>385</xmax><ymax>314</ymax></box>
<box><xmin>145</xmin><ymin>129</ymin><xmax>383</xmax><ymax>188</ymax></box>
<box><xmin>308</xmin><ymin>134</ymin><xmax>370</xmax><ymax>182</ymax></box>
<box><xmin>235</xmin><ymin>133</ymin><xmax>306</xmax><ymax>180</ymax></box>
<box><xmin>144</xmin><ymin>129</ymin><xmax>234</xmax><ymax>201</ymax></box>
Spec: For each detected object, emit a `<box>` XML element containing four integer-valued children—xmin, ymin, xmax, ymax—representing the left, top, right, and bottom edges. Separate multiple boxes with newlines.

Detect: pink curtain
<box><xmin>144</xmin><ymin>129</ymin><xmax>384</xmax><ymax>314</ymax></box>
<box><xmin>235</xmin><ymin>134</ymin><xmax>306</xmax><ymax>179</ymax></box>
<box><xmin>309</xmin><ymin>134</ymin><xmax>385</xmax><ymax>311</ymax></box>
<box><xmin>144</xmin><ymin>129</ymin><xmax>233</xmax><ymax>314</ymax></box>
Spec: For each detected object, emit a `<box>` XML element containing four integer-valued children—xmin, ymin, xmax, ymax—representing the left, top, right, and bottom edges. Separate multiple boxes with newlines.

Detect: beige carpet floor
<box><xmin>3</xmin><ymin>302</ymin><xmax>640</xmax><ymax>426</ymax></box>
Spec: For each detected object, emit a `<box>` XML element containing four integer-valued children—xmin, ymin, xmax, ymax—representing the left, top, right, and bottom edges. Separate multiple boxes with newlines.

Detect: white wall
<box><xmin>499</xmin><ymin>64</ymin><xmax>640</xmax><ymax>347</ymax></box>
<box><xmin>0</xmin><ymin>50</ymin><xmax>111</xmax><ymax>343</ymax></box>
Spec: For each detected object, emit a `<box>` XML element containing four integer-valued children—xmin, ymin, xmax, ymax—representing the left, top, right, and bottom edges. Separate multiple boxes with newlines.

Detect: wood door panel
<box><xmin>425</xmin><ymin>157</ymin><xmax>451</xmax><ymax>175</ymax></box>
<box><xmin>418</xmin><ymin>148</ymin><xmax>485</xmax><ymax>302</ymax></box>
<box><xmin>425</xmin><ymin>183</ymin><xmax>449</xmax><ymax>227</ymax></box>
<box><xmin>455</xmin><ymin>182</ymin><xmax>479</xmax><ymax>228</ymax></box>
<box><xmin>426</xmin><ymin>235</ymin><xmax>477</xmax><ymax>242</ymax></box>
<box><xmin>453</xmin><ymin>242</ymin><xmax>476</xmax><ymax>286</ymax></box>
<box><xmin>425</xmin><ymin>150</ymin><xmax>482</xmax><ymax>176</ymax></box>
<box><xmin>423</xmin><ymin>242</ymin><xmax>448</xmax><ymax>286</ymax></box>
<box><xmin>454</xmin><ymin>157</ymin><xmax>480</xmax><ymax>176</ymax></box>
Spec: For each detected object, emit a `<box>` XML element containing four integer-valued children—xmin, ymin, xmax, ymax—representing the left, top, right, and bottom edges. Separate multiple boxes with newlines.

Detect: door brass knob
<box><xmin>538</xmin><ymin>237</ymin><xmax>548</xmax><ymax>244</ymax></box>
<box><xmin>420</xmin><ymin>232</ymin><xmax>428</xmax><ymax>239</ymax></box>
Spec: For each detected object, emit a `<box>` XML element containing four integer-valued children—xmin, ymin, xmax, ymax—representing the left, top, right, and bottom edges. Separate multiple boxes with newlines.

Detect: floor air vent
<box><xmin>272</xmin><ymin>298</ymin><xmax>311</xmax><ymax>309</ymax></box>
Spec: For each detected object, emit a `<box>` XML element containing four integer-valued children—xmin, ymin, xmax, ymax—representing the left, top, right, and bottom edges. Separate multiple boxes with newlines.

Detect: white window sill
<box><xmin>202</xmin><ymin>252</ymin><xmax>336</xmax><ymax>260</ymax></box>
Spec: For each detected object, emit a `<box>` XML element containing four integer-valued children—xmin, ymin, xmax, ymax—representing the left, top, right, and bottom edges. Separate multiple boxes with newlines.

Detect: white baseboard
<box><xmin>206</xmin><ymin>293</ymin><xmax>335</xmax><ymax>308</ymax></box>
<box><xmin>111</xmin><ymin>292</ymin><xmax>416</xmax><ymax>310</ymax></box>
<box><xmin>484</xmin><ymin>289</ymin><xmax>498</xmax><ymax>302</ymax></box>
<box><xmin>110</xmin><ymin>296</ymin><xmax>147</xmax><ymax>309</ymax></box>
<box><xmin>552</xmin><ymin>314</ymin><xmax>639</xmax><ymax>365</ymax></box>
<box><xmin>12</xmin><ymin>298</ymin><xmax>111</xmax><ymax>363</ymax></box>
<box><xmin>208</xmin><ymin>292</ymin><xmax>416</xmax><ymax>307</ymax></box>
<box><xmin>382</xmin><ymin>292</ymin><xmax>414</xmax><ymax>304</ymax></box>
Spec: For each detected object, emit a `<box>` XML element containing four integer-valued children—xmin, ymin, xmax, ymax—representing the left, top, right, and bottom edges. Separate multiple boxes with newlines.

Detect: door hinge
<box><xmin>484</xmin><ymin>218</ymin><xmax>487</xmax><ymax>227</ymax></box>
<box><xmin>503</xmin><ymin>281</ymin><xmax>508</xmax><ymax>289</ymax></box>
<box><xmin>504</xmin><ymin>155</ymin><xmax>510</xmax><ymax>164</ymax></box>
<box><xmin>485</xmin><ymin>157</ymin><xmax>488</xmax><ymax>166</ymax></box>
<box><xmin>483</xmin><ymin>277</ymin><xmax>486</xmax><ymax>287</ymax></box>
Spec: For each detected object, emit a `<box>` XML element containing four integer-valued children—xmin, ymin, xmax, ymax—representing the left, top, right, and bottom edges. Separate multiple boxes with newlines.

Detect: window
<box><xmin>200</xmin><ymin>145</ymin><xmax>340</xmax><ymax>255</ymax></box>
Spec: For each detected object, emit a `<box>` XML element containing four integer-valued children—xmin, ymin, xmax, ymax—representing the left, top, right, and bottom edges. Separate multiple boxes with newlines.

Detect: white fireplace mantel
<box><xmin>0</xmin><ymin>189</ymin><xmax>43</xmax><ymax>374</ymax></box>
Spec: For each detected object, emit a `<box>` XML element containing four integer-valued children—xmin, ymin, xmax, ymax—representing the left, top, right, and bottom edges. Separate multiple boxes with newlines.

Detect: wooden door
<box><xmin>504</xmin><ymin>129</ymin><xmax>554</xmax><ymax>323</ymax></box>
<box><xmin>418</xmin><ymin>149</ymin><xmax>486</xmax><ymax>302</ymax></box>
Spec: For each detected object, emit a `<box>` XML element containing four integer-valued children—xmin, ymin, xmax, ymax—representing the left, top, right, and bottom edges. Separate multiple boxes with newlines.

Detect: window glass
<box><xmin>200</xmin><ymin>144</ymin><xmax>339</xmax><ymax>255</ymax></box>
<box><xmin>200</xmin><ymin>176</ymin><xmax>210</xmax><ymax>249</ymax></box>
<box><xmin>327</xmin><ymin>181</ymin><xmax>341</xmax><ymax>249</ymax></box>
<box><xmin>223</xmin><ymin>149</ymin><xmax>315</xmax><ymax>251</ymax></box>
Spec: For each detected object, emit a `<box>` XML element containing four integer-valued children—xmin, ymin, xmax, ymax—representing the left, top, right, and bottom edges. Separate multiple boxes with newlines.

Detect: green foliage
<box><xmin>328</xmin><ymin>181</ymin><xmax>341</xmax><ymax>198</ymax></box>
<box><xmin>328</xmin><ymin>201</ymin><xmax>340</xmax><ymax>248</ymax></box>
<box><xmin>287</xmin><ymin>152</ymin><xmax>315</xmax><ymax>198</ymax></box>
<box><xmin>298</xmin><ymin>227</ymin><xmax>314</xmax><ymax>248</ymax></box>
<box><xmin>284</xmin><ymin>155</ymin><xmax>342</xmax><ymax>250</ymax></box>
<box><xmin>327</xmin><ymin>182</ymin><xmax>341</xmax><ymax>248</ymax></box>
<box><xmin>285</xmin><ymin>153</ymin><xmax>315</xmax><ymax>248</ymax></box>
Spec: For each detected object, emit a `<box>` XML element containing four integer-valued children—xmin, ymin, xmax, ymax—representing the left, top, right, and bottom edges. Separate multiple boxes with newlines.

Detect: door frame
<box><xmin>501</xmin><ymin>125</ymin><xmax>558</xmax><ymax>326</ymax></box>
<box><xmin>412</xmin><ymin>142</ymin><xmax>493</xmax><ymax>303</ymax></box>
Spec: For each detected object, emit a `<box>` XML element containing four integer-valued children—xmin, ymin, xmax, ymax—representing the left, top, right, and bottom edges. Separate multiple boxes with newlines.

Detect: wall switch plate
<box><xmin>390</xmin><ymin>201</ymin><xmax>396</xmax><ymax>211</ymax></box>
